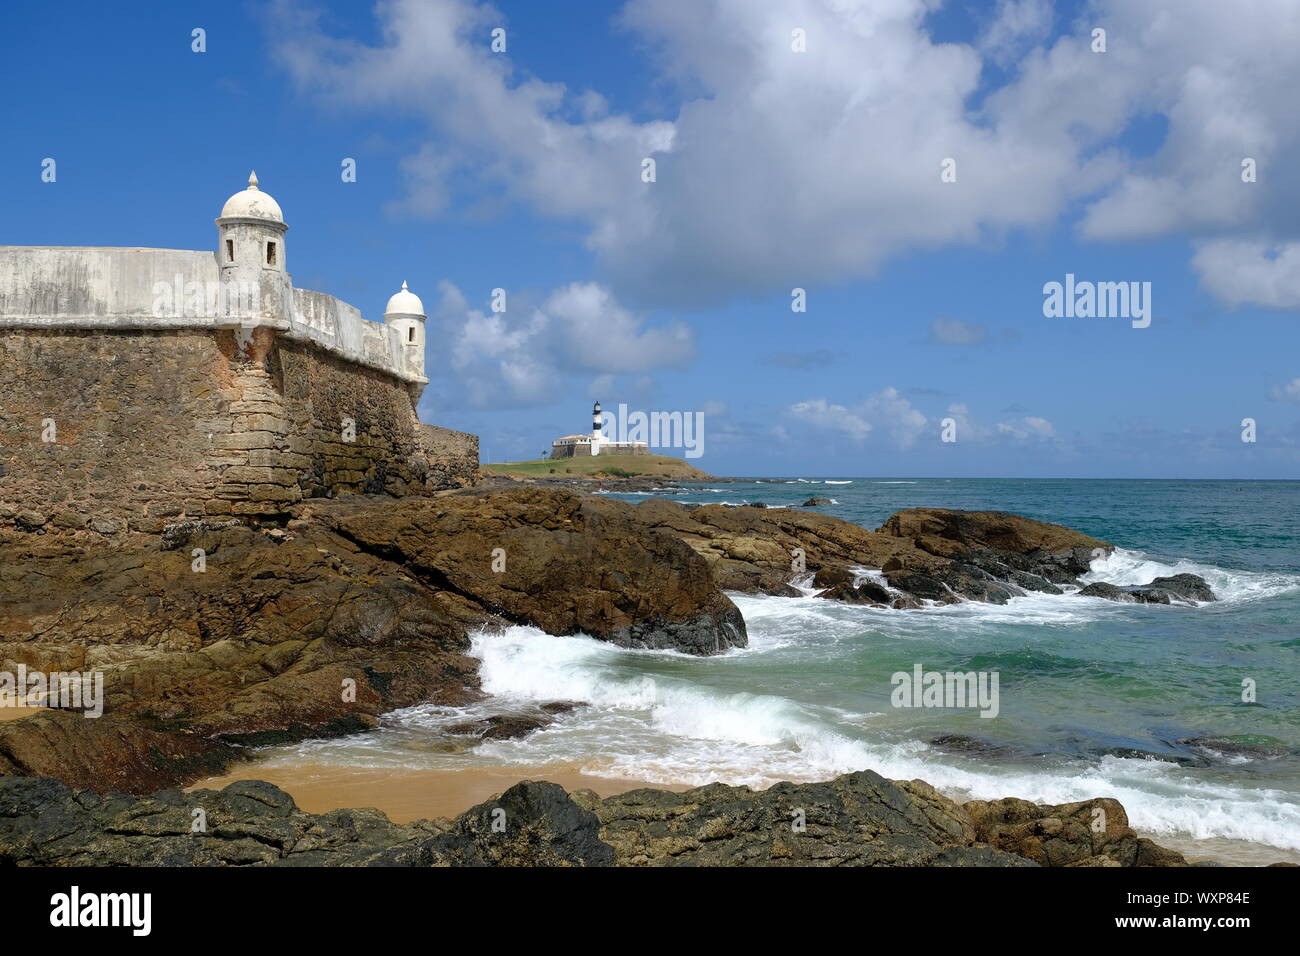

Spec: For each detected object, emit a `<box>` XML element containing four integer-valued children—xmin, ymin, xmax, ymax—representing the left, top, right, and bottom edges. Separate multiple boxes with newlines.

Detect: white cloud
<box><xmin>786</xmin><ymin>399</ymin><xmax>872</xmax><ymax>441</ymax></box>
<box><xmin>268</xmin><ymin>0</ymin><xmax>1105</xmax><ymax>304</ymax></box>
<box><xmin>272</xmin><ymin>0</ymin><xmax>1300</xmax><ymax>311</ymax></box>
<box><xmin>1192</xmin><ymin>241</ymin><xmax>1300</xmax><ymax>310</ymax></box>
<box><xmin>942</xmin><ymin>402</ymin><xmax>986</xmax><ymax>441</ymax></box>
<box><xmin>1064</xmin><ymin>3</ymin><xmax>1300</xmax><ymax>244</ymax></box>
<box><xmin>996</xmin><ymin>415</ymin><xmax>1057</xmax><ymax>441</ymax></box>
<box><xmin>542</xmin><ymin>282</ymin><xmax>694</xmax><ymax>372</ymax></box>
<box><xmin>785</xmin><ymin>394</ymin><xmax>1059</xmax><ymax>450</ymax></box>
<box><xmin>426</xmin><ymin>279</ymin><xmax>693</xmax><ymax>409</ymax></box>
<box><xmin>1269</xmin><ymin>378</ymin><xmax>1300</xmax><ymax>403</ymax></box>
<box><xmin>979</xmin><ymin>0</ymin><xmax>1054</xmax><ymax>67</ymax></box>
<box><xmin>786</xmin><ymin>387</ymin><xmax>927</xmax><ymax>447</ymax></box>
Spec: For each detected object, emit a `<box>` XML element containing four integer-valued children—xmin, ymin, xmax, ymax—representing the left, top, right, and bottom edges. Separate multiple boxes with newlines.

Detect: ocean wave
<box><xmin>461</xmin><ymin>625</ymin><xmax>1300</xmax><ymax>851</ymax></box>
<box><xmin>1083</xmin><ymin>548</ymin><xmax>1300</xmax><ymax>605</ymax></box>
<box><xmin>256</xmin><ymin>618</ymin><xmax>1300</xmax><ymax>854</ymax></box>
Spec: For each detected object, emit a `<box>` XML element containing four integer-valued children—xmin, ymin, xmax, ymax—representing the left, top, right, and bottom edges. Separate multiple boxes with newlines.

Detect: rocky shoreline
<box><xmin>0</xmin><ymin>487</ymin><xmax>1238</xmax><ymax>865</ymax></box>
<box><xmin>1</xmin><ymin>768</ymin><xmax>1201</xmax><ymax>867</ymax></box>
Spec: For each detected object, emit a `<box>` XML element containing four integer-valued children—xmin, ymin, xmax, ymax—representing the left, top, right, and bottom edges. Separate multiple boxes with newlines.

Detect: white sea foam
<box><xmin>259</xmin><ymin>613</ymin><xmax>1300</xmax><ymax>854</ymax></box>
<box><xmin>1083</xmin><ymin>547</ymin><xmax>1299</xmax><ymax>605</ymax></box>
<box><xmin>257</xmin><ymin>529</ymin><xmax>1300</xmax><ymax>858</ymax></box>
<box><xmin>457</xmin><ymin>624</ymin><xmax>1300</xmax><ymax>851</ymax></box>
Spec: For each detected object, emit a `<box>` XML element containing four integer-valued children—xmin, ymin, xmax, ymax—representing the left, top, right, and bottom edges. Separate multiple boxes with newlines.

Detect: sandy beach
<box><xmin>0</xmin><ymin>706</ymin><xmax>45</xmax><ymax>722</ymax></box>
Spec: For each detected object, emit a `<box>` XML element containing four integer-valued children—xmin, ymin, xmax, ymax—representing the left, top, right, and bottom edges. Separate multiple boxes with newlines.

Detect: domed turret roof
<box><xmin>384</xmin><ymin>280</ymin><xmax>425</xmax><ymax>317</ymax></box>
<box><xmin>219</xmin><ymin>171</ymin><xmax>284</xmax><ymax>223</ymax></box>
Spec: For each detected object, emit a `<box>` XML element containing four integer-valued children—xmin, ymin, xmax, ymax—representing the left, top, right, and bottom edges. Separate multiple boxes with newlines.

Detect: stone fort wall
<box><xmin>0</xmin><ymin>326</ymin><xmax>478</xmax><ymax>534</ymax></box>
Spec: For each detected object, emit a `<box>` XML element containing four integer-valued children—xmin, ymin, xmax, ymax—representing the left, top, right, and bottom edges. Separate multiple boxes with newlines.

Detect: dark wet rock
<box><xmin>0</xmin><ymin>776</ymin><xmax>613</xmax><ymax>867</ymax></box>
<box><xmin>932</xmin><ymin>563</ymin><xmax>1019</xmax><ymax>605</ymax></box>
<box><xmin>1145</xmin><ymin>573</ymin><xmax>1216</xmax><ymax>603</ymax></box>
<box><xmin>0</xmin><ymin>770</ymin><xmax>1216</xmax><ymax>868</ymax></box>
<box><xmin>1093</xmin><ymin>746</ymin><xmax>1209</xmax><ymax>768</ymax></box>
<box><xmin>929</xmin><ymin>735</ymin><xmax>1020</xmax><ymax>759</ymax></box>
<box><xmin>1079</xmin><ymin>581</ymin><xmax>1136</xmax><ymax>602</ymax></box>
<box><xmin>820</xmin><ymin>580</ymin><xmax>892</xmax><ymax>605</ymax></box>
<box><xmin>1178</xmin><ymin>735</ymin><xmax>1289</xmax><ymax>759</ymax></box>
<box><xmin>802</xmin><ymin>497</ymin><xmax>833</xmax><ymax>507</ymax></box>
<box><xmin>446</xmin><ymin>714</ymin><xmax>553</xmax><ymax>741</ymax></box>
<box><xmin>1079</xmin><ymin>581</ymin><xmax>1172</xmax><ymax>604</ymax></box>
<box><xmin>445</xmin><ymin>781</ymin><xmax>615</xmax><ymax>867</ymax></box>
<box><xmin>0</xmin><ymin>776</ymin><xmax>445</xmax><ymax>867</ymax></box>
<box><xmin>813</xmin><ymin>566</ymin><xmax>892</xmax><ymax>604</ymax></box>
<box><xmin>1127</xmin><ymin>587</ymin><xmax>1174</xmax><ymax>605</ymax></box>
<box><xmin>539</xmin><ymin>701</ymin><xmax>584</xmax><ymax>715</ymax></box>
<box><xmin>580</xmin><ymin>771</ymin><xmax>1034</xmax><ymax>867</ymax></box>
<box><xmin>1080</xmin><ymin>573</ymin><xmax>1215</xmax><ymax>605</ymax></box>
<box><xmin>883</xmin><ymin>570</ymin><xmax>960</xmax><ymax>604</ymax></box>
<box><xmin>960</xmin><ymin>550</ymin><xmax>1064</xmax><ymax>594</ymax></box>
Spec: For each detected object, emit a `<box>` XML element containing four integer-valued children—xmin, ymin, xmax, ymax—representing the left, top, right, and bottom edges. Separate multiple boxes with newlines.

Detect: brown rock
<box><xmin>963</xmin><ymin>796</ymin><xmax>1188</xmax><ymax>867</ymax></box>
<box><xmin>0</xmin><ymin>488</ymin><xmax>744</xmax><ymax>793</ymax></box>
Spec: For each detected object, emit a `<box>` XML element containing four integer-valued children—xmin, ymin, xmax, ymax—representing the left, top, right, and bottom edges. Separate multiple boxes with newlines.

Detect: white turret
<box><xmin>215</xmin><ymin>171</ymin><xmax>292</xmax><ymax>323</ymax></box>
<box><xmin>384</xmin><ymin>280</ymin><xmax>426</xmax><ymax>378</ymax></box>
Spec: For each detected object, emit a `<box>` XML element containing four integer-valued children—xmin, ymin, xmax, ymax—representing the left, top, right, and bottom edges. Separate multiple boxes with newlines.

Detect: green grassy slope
<box><xmin>481</xmin><ymin>453</ymin><xmax>717</xmax><ymax>480</ymax></box>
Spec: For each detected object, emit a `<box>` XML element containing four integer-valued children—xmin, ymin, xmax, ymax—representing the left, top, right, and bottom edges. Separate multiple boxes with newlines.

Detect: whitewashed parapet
<box><xmin>0</xmin><ymin>247</ymin><xmax>228</xmax><ymax>326</ymax></box>
<box><xmin>0</xmin><ymin>246</ymin><xmax>425</xmax><ymax>385</ymax></box>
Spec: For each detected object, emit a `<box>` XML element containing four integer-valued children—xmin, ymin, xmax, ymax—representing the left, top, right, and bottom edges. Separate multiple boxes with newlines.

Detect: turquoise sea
<box><xmin>263</xmin><ymin>479</ymin><xmax>1300</xmax><ymax>864</ymax></box>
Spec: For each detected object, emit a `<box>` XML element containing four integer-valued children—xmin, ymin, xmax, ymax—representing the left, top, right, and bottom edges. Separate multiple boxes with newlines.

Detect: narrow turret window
<box><xmin>266</xmin><ymin>241</ymin><xmax>277</xmax><ymax>265</ymax></box>
<box><xmin>226</xmin><ymin>239</ymin><xmax>234</xmax><ymax>262</ymax></box>
<box><xmin>408</xmin><ymin>327</ymin><xmax>415</xmax><ymax>342</ymax></box>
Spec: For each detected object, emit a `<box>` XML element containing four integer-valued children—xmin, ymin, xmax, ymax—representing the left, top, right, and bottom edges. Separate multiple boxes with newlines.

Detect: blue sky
<box><xmin>2</xmin><ymin>0</ymin><xmax>1298</xmax><ymax>478</ymax></box>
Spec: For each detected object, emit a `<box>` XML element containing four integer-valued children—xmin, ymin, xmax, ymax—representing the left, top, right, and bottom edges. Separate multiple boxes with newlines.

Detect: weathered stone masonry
<box><xmin>0</xmin><ymin>175</ymin><xmax>477</xmax><ymax>533</ymax></box>
<box><xmin>0</xmin><ymin>327</ymin><xmax>477</xmax><ymax>532</ymax></box>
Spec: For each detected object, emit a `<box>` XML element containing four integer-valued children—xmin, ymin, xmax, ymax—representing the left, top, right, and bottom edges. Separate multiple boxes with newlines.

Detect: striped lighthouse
<box><xmin>591</xmin><ymin>400</ymin><xmax>604</xmax><ymax>453</ymax></box>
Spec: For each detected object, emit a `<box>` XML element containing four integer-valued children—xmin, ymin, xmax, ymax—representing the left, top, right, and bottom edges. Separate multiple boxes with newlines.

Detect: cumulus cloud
<box><xmin>978</xmin><ymin>0</ymin><xmax>1054</xmax><ymax>67</ymax></box>
<box><xmin>272</xmin><ymin>0</ymin><xmax>1300</xmax><ymax>311</ymax></box>
<box><xmin>263</xmin><ymin>0</ymin><xmax>1095</xmax><ymax>304</ymax></box>
<box><xmin>785</xmin><ymin>387</ymin><xmax>927</xmax><ymax>448</ymax></box>
<box><xmin>939</xmin><ymin>403</ymin><xmax>1056</xmax><ymax>444</ymax></box>
<box><xmin>1063</xmin><ymin>3</ymin><xmax>1300</xmax><ymax>244</ymax></box>
<box><xmin>996</xmin><ymin>415</ymin><xmax>1056</xmax><ymax>441</ymax></box>
<box><xmin>786</xmin><ymin>391</ymin><xmax>1058</xmax><ymax>449</ymax></box>
<box><xmin>786</xmin><ymin>399</ymin><xmax>873</xmax><ymax>442</ymax></box>
<box><xmin>1192</xmin><ymin>241</ymin><xmax>1300</xmax><ymax>310</ymax></box>
<box><xmin>425</xmin><ymin>279</ymin><xmax>694</xmax><ymax>410</ymax></box>
<box><xmin>542</xmin><ymin>282</ymin><xmax>694</xmax><ymax>372</ymax></box>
